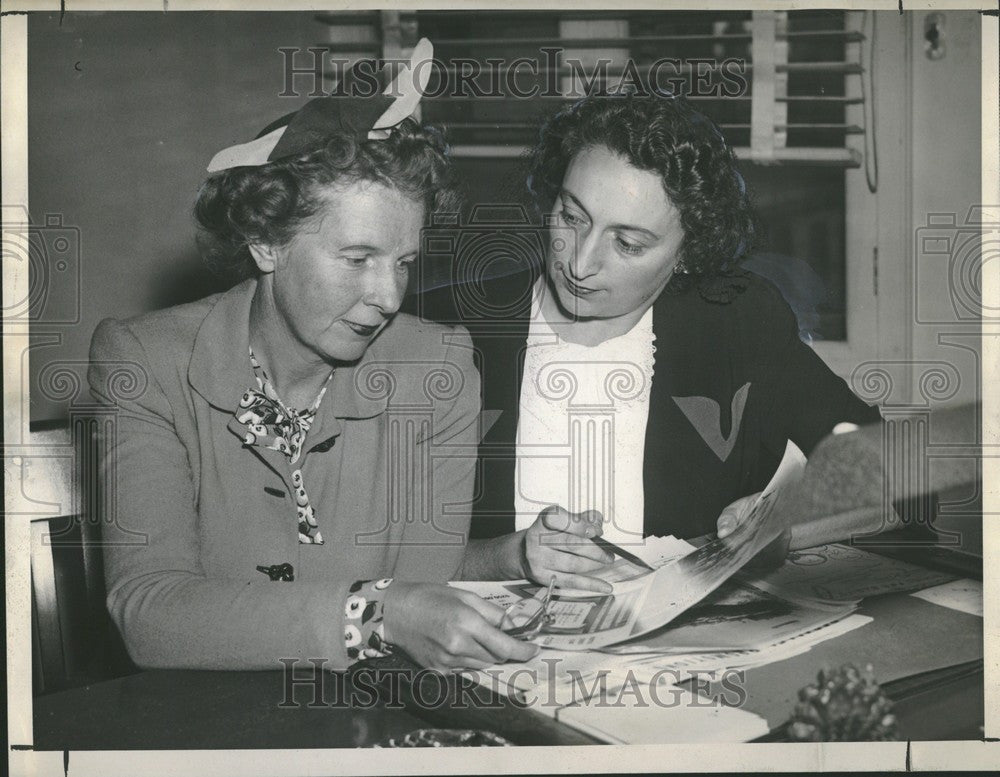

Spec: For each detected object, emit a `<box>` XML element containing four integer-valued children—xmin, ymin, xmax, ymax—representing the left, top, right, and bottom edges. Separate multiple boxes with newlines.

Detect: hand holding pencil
<box><xmin>520</xmin><ymin>505</ymin><xmax>619</xmax><ymax>593</ymax></box>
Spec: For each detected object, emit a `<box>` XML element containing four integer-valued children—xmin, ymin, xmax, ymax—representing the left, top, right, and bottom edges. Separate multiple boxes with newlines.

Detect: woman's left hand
<box><xmin>716</xmin><ymin>493</ymin><xmax>791</xmax><ymax>569</ymax></box>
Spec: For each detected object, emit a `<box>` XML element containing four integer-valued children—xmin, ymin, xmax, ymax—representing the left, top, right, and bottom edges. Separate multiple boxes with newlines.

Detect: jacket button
<box><xmin>312</xmin><ymin>438</ymin><xmax>336</xmax><ymax>453</ymax></box>
<box><xmin>256</xmin><ymin>563</ymin><xmax>294</xmax><ymax>582</ymax></box>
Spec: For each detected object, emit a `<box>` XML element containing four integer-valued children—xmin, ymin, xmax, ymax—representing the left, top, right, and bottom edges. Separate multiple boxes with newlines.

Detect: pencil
<box><xmin>591</xmin><ymin>535</ymin><xmax>656</xmax><ymax>572</ymax></box>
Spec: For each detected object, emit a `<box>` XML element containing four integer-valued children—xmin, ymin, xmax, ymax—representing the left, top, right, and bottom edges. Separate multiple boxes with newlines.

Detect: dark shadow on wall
<box><xmin>146</xmin><ymin>250</ymin><xmax>236</xmax><ymax>311</ymax></box>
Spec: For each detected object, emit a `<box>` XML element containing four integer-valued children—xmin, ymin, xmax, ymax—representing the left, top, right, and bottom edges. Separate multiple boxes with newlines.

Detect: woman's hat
<box><xmin>206</xmin><ymin>38</ymin><xmax>433</xmax><ymax>173</ymax></box>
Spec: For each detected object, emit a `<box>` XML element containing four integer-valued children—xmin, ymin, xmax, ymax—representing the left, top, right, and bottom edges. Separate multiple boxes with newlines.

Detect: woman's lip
<box><xmin>560</xmin><ymin>272</ymin><xmax>599</xmax><ymax>297</ymax></box>
<box><xmin>343</xmin><ymin>320</ymin><xmax>380</xmax><ymax>336</ymax></box>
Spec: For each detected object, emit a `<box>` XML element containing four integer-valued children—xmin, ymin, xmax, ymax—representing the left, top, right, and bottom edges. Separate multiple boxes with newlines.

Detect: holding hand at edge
<box><xmin>716</xmin><ymin>492</ymin><xmax>791</xmax><ymax>570</ymax></box>
<box><xmin>521</xmin><ymin>505</ymin><xmax>615</xmax><ymax>594</ymax></box>
<box><xmin>381</xmin><ymin>582</ymin><xmax>538</xmax><ymax>673</ymax></box>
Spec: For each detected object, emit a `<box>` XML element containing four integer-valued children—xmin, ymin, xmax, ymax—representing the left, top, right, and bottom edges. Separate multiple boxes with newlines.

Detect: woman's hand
<box><xmin>381</xmin><ymin>582</ymin><xmax>539</xmax><ymax>673</ymax></box>
<box><xmin>716</xmin><ymin>492</ymin><xmax>791</xmax><ymax>569</ymax></box>
<box><xmin>521</xmin><ymin>506</ymin><xmax>615</xmax><ymax>593</ymax></box>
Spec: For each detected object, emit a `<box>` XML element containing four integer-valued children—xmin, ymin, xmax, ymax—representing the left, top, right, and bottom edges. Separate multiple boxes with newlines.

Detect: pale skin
<box><xmin>462</xmin><ymin>145</ymin><xmax>789</xmax><ymax>587</ymax></box>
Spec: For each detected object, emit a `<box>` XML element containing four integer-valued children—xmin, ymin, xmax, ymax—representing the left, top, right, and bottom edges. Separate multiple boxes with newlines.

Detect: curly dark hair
<box><xmin>195</xmin><ymin>118</ymin><xmax>461</xmax><ymax>279</ymax></box>
<box><xmin>527</xmin><ymin>93</ymin><xmax>756</xmax><ymax>290</ymax></box>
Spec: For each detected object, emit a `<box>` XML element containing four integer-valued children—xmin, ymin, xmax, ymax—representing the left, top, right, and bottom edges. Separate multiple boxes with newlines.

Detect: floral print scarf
<box><xmin>235</xmin><ymin>347</ymin><xmax>333</xmax><ymax>544</ymax></box>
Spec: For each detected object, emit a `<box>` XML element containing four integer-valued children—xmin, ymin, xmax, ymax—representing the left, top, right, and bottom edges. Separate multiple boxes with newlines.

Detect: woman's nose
<box><xmin>567</xmin><ymin>233</ymin><xmax>601</xmax><ymax>280</ymax></box>
<box><xmin>364</xmin><ymin>264</ymin><xmax>404</xmax><ymax>314</ymax></box>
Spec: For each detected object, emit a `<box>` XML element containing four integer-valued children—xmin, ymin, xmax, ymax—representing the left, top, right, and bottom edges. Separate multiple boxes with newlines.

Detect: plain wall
<box><xmin>27</xmin><ymin>11</ymin><xmax>318</xmax><ymax>421</ymax></box>
<box><xmin>908</xmin><ymin>10</ymin><xmax>983</xmax><ymax>408</ymax></box>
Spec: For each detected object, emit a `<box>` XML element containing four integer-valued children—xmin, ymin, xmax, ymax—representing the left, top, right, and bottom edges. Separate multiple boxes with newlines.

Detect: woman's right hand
<box><xmin>381</xmin><ymin>582</ymin><xmax>539</xmax><ymax>673</ymax></box>
<box><xmin>522</xmin><ymin>505</ymin><xmax>614</xmax><ymax>594</ymax></box>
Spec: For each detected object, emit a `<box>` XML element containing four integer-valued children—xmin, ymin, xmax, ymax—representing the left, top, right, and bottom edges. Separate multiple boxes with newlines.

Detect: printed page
<box><xmin>454</xmin><ymin>442</ymin><xmax>807</xmax><ymax>651</ymax></box>
<box><xmin>530</xmin><ymin>576</ymin><xmax>653</xmax><ymax>650</ymax></box>
<box><xmin>623</xmin><ymin>440</ymin><xmax>807</xmax><ymax>642</ymax></box>
<box><xmin>452</xmin><ymin>576</ymin><xmax>656</xmax><ymax>650</ymax></box>
<box><xmin>738</xmin><ymin>542</ymin><xmax>956</xmax><ymax>604</ymax></box>
<box><xmin>603</xmin><ymin>581</ymin><xmax>857</xmax><ymax>653</ymax></box>
<box><xmin>555</xmin><ymin>684</ymin><xmax>770</xmax><ymax>744</ymax></box>
<box><xmin>910</xmin><ymin>578</ymin><xmax>983</xmax><ymax>617</ymax></box>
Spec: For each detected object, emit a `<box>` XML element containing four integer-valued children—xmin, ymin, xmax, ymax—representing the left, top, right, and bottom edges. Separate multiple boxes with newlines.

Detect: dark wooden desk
<box><xmin>31</xmin><ymin>660</ymin><xmax>983</xmax><ymax>751</ymax></box>
<box><xmin>720</xmin><ymin>592</ymin><xmax>983</xmax><ymax>732</ymax></box>
<box><xmin>34</xmin><ymin>670</ymin><xmax>426</xmax><ymax>750</ymax></box>
<box><xmin>32</xmin><ymin>590</ymin><xmax>983</xmax><ymax>749</ymax></box>
<box><xmin>31</xmin><ymin>667</ymin><xmax>601</xmax><ymax>750</ymax></box>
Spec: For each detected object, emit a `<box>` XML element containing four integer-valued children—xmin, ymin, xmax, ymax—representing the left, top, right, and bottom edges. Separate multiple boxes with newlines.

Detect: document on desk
<box><xmin>737</xmin><ymin>541</ymin><xmax>956</xmax><ymax>604</ymax></box>
<box><xmin>555</xmin><ymin>685</ymin><xmax>771</xmax><ymax>744</ymax></box>
<box><xmin>475</xmin><ymin>606</ymin><xmax>875</xmax><ymax>698</ymax></box>
<box><xmin>471</xmin><ymin>649</ymin><xmax>775</xmax><ymax>742</ymax></box>
<box><xmin>602</xmin><ymin>581</ymin><xmax>858</xmax><ymax>654</ymax></box>
<box><xmin>910</xmin><ymin>578</ymin><xmax>983</xmax><ymax>617</ymax></box>
<box><xmin>454</xmin><ymin>441</ymin><xmax>807</xmax><ymax>650</ymax></box>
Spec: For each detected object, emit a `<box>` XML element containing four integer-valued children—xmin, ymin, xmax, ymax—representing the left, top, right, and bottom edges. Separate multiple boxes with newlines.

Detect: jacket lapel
<box><xmin>187</xmin><ymin>278</ymin><xmax>291</xmax><ymax>485</ymax></box>
<box><xmin>188</xmin><ymin>277</ymin><xmax>257</xmax><ymax>412</ymax></box>
<box><xmin>642</xmin><ymin>292</ymin><xmax>678</xmax><ymax>537</ymax></box>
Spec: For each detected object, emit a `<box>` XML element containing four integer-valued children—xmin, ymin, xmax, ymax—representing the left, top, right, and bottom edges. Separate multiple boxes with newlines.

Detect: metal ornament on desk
<box><xmin>375</xmin><ymin>729</ymin><xmax>514</xmax><ymax>747</ymax></box>
<box><xmin>788</xmin><ymin>663</ymin><xmax>899</xmax><ymax>742</ymax></box>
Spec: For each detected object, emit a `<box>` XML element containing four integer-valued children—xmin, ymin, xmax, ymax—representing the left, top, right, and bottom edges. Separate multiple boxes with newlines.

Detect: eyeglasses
<box><xmin>500</xmin><ymin>576</ymin><xmax>557</xmax><ymax>640</ymax></box>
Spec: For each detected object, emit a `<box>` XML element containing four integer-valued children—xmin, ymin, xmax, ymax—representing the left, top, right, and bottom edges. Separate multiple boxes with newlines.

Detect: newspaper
<box><xmin>601</xmin><ymin>581</ymin><xmax>857</xmax><ymax>654</ymax></box>
<box><xmin>738</xmin><ymin>542</ymin><xmax>956</xmax><ymax>604</ymax></box>
<box><xmin>470</xmin><ymin>606</ymin><xmax>872</xmax><ymax>707</ymax></box>
<box><xmin>454</xmin><ymin>441</ymin><xmax>807</xmax><ymax>650</ymax></box>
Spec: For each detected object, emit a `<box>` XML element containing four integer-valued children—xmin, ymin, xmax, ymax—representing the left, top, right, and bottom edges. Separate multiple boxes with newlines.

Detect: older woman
<box><xmin>422</xmin><ymin>92</ymin><xmax>882</xmax><ymax>591</ymax></box>
<box><xmin>88</xmin><ymin>46</ymin><xmax>536</xmax><ymax>673</ymax></box>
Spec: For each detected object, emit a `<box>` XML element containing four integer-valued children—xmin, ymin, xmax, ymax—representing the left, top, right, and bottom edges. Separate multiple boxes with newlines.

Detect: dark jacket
<box><xmin>407</xmin><ymin>267</ymin><xmax>881</xmax><ymax>540</ymax></box>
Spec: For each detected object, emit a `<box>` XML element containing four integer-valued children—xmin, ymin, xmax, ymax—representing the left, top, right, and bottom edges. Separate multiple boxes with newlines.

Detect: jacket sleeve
<box><xmin>89</xmin><ymin>318</ymin><xmax>356</xmax><ymax>671</ymax></box>
<box><xmin>390</xmin><ymin>324</ymin><xmax>481</xmax><ymax>581</ymax></box>
<box><xmin>758</xmin><ymin>283</ymin><xmax>882</xmax><ymax>457</ymax></box>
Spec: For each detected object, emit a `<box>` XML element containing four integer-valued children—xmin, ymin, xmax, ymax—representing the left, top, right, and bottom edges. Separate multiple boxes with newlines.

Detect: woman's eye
<box><xmin>614</xmin><ymin>236</ymin><xmax>645</xmax><ymax>256</ymax></box>
<box><xmin>561</xmin><ymin>209</ymin><xmax>586</xmax><ymax>227</ymax></box>
<box><xmin>343</xmin><ymin>255</ymin><xmax>369</xmax><ymax>266</ymax></box>
<box><xmin>397</xmin><ymin>257</ymin><xmax>415</xmax><ymax>272</ymax></box>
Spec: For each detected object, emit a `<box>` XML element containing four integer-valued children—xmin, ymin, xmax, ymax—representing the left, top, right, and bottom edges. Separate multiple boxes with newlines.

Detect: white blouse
<box><xmin>513</xmin><ymin>280</ymin><xmax>657</xmax><ymax>545</ymax></box>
